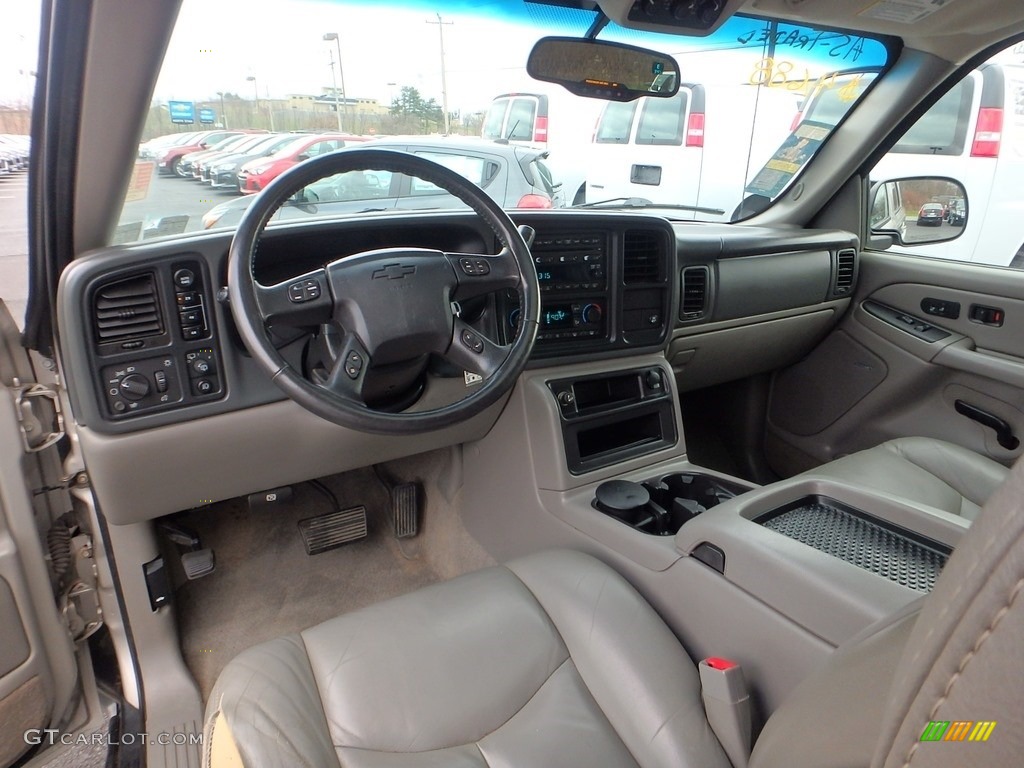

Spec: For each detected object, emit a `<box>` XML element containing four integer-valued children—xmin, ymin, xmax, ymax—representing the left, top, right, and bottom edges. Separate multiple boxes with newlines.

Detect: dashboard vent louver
<box><xmin>93</xmin><ymin>273</ymin><xmax>162</xmax><ymax>343</ymax></box>
<box><xmin>623</xmin><ymin>230</ymin><xmax>664</xmax><ymax>283</ymax></box>
<box><xmin>834</xmin><ymin>249</ymin><xmax>856</xmax><ymax>294</ymax></box>
<box><xmin>680</xmin><ymin>266</ymin><xmax>709</xmax><ymax>319</ymax></box>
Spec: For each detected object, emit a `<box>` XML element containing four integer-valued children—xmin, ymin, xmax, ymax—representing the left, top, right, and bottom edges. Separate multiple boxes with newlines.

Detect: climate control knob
<box><xmin>119</xmin><ymin>373</ymin><xmax>151</xmax><ymax>401</ymax></box>
<box><xmin>581</xmin><ymin>303</ymin><xmax>603</xmax><ymax>324</ymax></box>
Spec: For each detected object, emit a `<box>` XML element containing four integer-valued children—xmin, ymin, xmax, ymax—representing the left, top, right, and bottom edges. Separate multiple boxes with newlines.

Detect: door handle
<box><xmin>954</xmin><ymin>400</ymin><xmax>1020</xmax><ymax>450</ymax></box>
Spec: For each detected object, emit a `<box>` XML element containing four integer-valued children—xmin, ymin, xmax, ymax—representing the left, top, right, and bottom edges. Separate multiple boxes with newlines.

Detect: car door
<box><xmin>0</xmin><ymin>300</ymin><xmax>79</xmax><ymax>767</ymax></box>
<box><xmin>765</xmin><ymin>43</ymin><xmax>1024</xmax><ymax>478</ymax></box>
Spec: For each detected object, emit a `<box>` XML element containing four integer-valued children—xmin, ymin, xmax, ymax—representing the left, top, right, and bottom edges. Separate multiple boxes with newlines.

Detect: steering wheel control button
<box><xmin>460</xmin><ymin>329</ymin><xmax>485</xmax><ymax>353</ymax></box>
<box><xmin>288</xmin><ymin>278</ymin><xmax>323</xmax><ymax>303</ymax></box>
<box><xmin>344</xmin><ymin>351</ymin><xmax>364</xmax><ymax>379</ymax></box>
<box><xmin>459</xmin><ymin>257</ymin><xmax>491</xmax><ymax>276</ymax></box>
<box><xmin>173</xmin><ymin>268</ymin><xmax>195</xmax><ymax>289</ymax></box>
<box><xmin>119</xmin><ymin>373</ymin><xmax>151</xmax><ymax>401</ymax></box>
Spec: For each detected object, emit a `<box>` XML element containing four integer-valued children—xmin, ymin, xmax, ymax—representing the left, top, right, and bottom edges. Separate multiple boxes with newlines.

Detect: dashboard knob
<box><xmin>119</xmin><ymin>373</ymin><xmax>151</xmax><ymax>401</ymax></box>
<box><xmin>581</xmin><ymin>303</ymin><xmax>603</xmax><ymax>324</ymax></box>
<box><xmin>508</xmin><ymin>308</ymin><xmax>522</xmax><ymax>329</ymax></box>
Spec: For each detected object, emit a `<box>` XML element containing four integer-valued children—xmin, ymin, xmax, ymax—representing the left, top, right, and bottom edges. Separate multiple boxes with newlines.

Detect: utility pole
<box><xmin>426</xmin><ymin>13</ymin><xmax>453</xmax><ymax>134</ymax></box>
<box><xmin>327</xmin><ymin>50</ymin><xmax>342</xmax><ymax>132</ymax></box>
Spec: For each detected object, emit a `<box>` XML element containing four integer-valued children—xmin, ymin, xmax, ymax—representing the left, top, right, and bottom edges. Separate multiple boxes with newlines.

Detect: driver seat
<box><xmin>203</xmin><ymin>459</ymin><xmax>1024</xmax><ymax>768</ymax></box>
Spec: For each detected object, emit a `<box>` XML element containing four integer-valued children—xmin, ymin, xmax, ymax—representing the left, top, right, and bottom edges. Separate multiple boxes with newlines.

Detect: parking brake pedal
<box><xmin>158</xmin><ymin>521</ymin><xmax>215</xmax><ymax>580</ymax></box>
<box><xmin>298</xmin><ymin>506</ymin><xmax>368</xmax><ymax>555</ymax></box>
<box><xmin>391</xmin><ymin>483</ymin><xmax>420</xmax><ymax>539</ymax></box>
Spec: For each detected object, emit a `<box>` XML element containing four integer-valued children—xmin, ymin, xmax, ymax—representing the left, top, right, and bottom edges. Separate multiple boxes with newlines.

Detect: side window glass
<box><xmin>595</xmin><ymin>101</ymin><xmax>637</xmax><ymax>144</ymax></box>
<box><xmin>869</xmin><ymin>48</ymin><xmax>1024</xmax><ymax>269</ymax></box>
<box><xmin>505</xmin><ymin>99</ymin><xmax>537</xmax><ymax>141</ymax></box>
<box><xmin>409</xmin><ymin>153</ymin><xmax>493</xmax><ymax>196</ymax></box>
<box><xmin>635</xmin><ymin>93</ymin><xmax>688</xmax><ymax>146</ymax></box>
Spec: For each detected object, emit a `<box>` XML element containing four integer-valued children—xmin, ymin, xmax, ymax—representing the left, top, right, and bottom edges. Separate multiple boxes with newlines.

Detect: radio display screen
<box><xmin>536</xmin><ymin>263</ymin><xmax>599</xmax><ymax>285</ymax></box>
<box><xmin>541</xmin><ymin>306</ymin><xmax>573</xmax><ymax>329</ymax></box>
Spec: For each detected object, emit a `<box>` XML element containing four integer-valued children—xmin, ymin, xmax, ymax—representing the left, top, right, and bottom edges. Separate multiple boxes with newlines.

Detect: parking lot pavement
<box><xmin>0</xmin><ymin>174</ymin><xmax>29</xmax><ymax>327</ymax></box>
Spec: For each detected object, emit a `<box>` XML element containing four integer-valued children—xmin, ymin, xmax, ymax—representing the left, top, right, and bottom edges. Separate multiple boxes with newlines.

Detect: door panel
<box><xmin>0</xmin><ymin>301</ymin><xmax>77</xmax><ymax>767</ymax></box>
<box><xmin>766</xmin><ymin>250</ymin><xmax>1024</xmax><ymax>477</ymax></box>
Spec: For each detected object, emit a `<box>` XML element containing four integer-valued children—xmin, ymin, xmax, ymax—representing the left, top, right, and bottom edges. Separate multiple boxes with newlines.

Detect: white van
<box><xmin>584</xmin><ymin>84</ymin><xmax>798</xmax><ymax>220</ymax></box>
<box><xmin>802</xmin><ymin>62</ymin><xmax>1024</xmax><ymax>267</ymax></box>
<box><xmin>482</xmin><ymin>90</ymin><xmax>605</xmax><ymax>205</ymax></box>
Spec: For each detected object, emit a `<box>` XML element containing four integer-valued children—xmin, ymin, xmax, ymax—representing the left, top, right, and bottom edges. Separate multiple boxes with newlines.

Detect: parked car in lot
<box><xmin>203</xmin><ymin>136</ymin><xmax>562</xmax><ymax>228</ymax></box>
<box><xmin>236</xmin><ymin>133</ymin><xmax>368</xmax><ymax>194</ymax></box>
<box><xmin>175</xmin><ymin>133</ymin><xmax>268</xmax><ymax>179</ymax></box>
<box><xmin>157</xmin><ymin>130</ymin><xmax>246</xmax><ymax>175</ymax></box>
<box><xmin>585</xmin><ymin>84</ymin><xmax>797</xmax><ymax>219</ymax></box>
<box><xmin>8</xmin><ymin>1</ymin><xmax>1024</xmax><ymax>767</ymax></box>
<box><xmin>206</xmin><ymin>133</ymin><xmax>298</xmax><ymax>189</ymax></box>
<box><xmin>917</xmin><ymin>202</ymin><xmax>945</xmax><ymax>225</ymax></box>
<box><xmin>138</xmin><ymin>130</ymin><xmax>200</xmax><ymax>160</ymax></box>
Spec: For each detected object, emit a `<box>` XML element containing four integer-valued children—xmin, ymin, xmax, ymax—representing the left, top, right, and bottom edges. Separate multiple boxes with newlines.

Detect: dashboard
<box><xmin>56</xmin><ymin>209</ymin><xmax>857</xmax><ymax>522</ymax></box>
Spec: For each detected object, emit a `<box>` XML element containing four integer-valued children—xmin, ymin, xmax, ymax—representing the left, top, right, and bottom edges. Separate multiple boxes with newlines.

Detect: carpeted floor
<box><xmin>174</xmin><ymin>449</ymin><xmax>494</xmax><ymax>700</ymax></box>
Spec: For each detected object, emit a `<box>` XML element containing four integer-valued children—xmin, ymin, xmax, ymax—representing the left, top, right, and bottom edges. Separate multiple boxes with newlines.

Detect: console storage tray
<box><xmin>755</xmin><ymin>496</ymin><xmax>950</xmax><ymax>594</ymax></box>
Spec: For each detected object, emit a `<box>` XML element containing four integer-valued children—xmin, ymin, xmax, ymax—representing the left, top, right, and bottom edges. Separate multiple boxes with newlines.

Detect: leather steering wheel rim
<box><xmin>227</xmin><ymin>148</ymin><xmax>540</xmax><ymax>435</ymax></box>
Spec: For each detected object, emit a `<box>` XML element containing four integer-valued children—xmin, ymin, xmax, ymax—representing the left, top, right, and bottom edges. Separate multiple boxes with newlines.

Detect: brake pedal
<box><xmin>158</xmin><ymin>521</ymin><xmax>216</xmax><ymax>580</ymax></box>
<box><xmin>298</xmin><ymin>506</ymin><xmax>368</xmax><ymax>555</ymax></box>
<box><xmin>181</xmin><ymin>549</ymin><xmax>215</xmax><ymax>580</ymax></box>
<box><xmin>391</xmin><ymin>482</ymin><xmax>420</xmax><ymax>539</ymax></box>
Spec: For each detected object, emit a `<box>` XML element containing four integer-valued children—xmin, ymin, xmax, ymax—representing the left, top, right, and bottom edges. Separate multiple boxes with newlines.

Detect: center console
<box><xmin>498</xmin><ymin>225</ymin><xmax>673</xmax><ymax>359</ymax></box>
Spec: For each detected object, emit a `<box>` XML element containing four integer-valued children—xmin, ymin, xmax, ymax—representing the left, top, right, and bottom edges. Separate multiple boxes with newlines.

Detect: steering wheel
<box><xmin>227</xmin><ymin>148</ymin><xmax>540</xmax><ymax>435</ymax></box>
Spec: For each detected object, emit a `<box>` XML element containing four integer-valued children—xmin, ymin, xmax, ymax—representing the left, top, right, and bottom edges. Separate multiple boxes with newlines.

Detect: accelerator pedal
<box><xmin>298</xmin><ymin>505</ymin><xmax>368</xmax><ymax>555</ymax></box>
<box><xmin>391</xmin><ymin>482</ymin><xmax>420</xmax><ymax>539</ymax></box>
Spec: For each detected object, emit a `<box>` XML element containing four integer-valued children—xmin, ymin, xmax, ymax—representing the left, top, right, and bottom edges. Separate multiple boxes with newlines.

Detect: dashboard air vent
<box><xmin>623</xmin><ymin>230</ymin><xmax>665</xmax><ymax>283</ymax></box>
<box><xmin>680</xmin><ymin>266</ymin><xmax>709</xmax><ymax>320</ymax></box>
<box><xmin>93</xmin><ymin>273</ymin><xmax>162</xmax><ymax>343</ymax></box>
<box><xmin>834</xmin><ymin>249</ymin><xmax>856</xmax><ymax>294</ymax></box>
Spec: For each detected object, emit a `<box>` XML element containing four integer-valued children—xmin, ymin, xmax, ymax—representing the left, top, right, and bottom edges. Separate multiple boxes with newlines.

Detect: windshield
<box><xmin>113</xmin><ymin>0</ymin><xmax>891</xmax><ymax>243</ymax></box>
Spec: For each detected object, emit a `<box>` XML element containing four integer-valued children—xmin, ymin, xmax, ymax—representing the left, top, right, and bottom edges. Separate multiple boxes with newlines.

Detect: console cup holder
<box><xmin>593</xmin><ymin>472</ymin><xmax>748</xmax><ymax>536</ymax></box>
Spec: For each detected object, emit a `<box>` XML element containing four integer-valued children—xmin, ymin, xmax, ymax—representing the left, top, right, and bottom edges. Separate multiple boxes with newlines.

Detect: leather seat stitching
<box><xmin>899</xmin><ymin>572</ymin><xmax>1024</xmax><ymax>767</ymax></box>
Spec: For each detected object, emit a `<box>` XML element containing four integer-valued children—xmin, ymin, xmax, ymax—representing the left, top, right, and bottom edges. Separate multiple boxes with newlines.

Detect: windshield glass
<box><xmin>113</xmin><ymin>0</ymin><xmax>891</xmax><ymax>243</ymax></box>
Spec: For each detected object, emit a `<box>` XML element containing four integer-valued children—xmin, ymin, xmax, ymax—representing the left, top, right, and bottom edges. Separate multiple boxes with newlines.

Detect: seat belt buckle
<box><xmin>698</xmin><ymin>657</ymin><xmax>751</xmax><ymax>768</ymax></box>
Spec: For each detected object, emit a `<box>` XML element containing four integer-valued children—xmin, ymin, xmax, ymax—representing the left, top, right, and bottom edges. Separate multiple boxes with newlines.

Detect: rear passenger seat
<box><xmin>800</xmin><ymin>437</ymin><xmax>1009</xmax><ymax>520</ymax></box>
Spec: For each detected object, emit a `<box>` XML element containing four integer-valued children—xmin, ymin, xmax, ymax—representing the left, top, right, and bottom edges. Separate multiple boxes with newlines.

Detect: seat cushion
<box><xmin>800</xmin><ymin>437</ymin><xmax>1008</xmax><ymax>520</ymax></box>
<box><xmin>204</xmin><ymin>550</ymin><xmax>730</xmax><ymax>768</ymax></box>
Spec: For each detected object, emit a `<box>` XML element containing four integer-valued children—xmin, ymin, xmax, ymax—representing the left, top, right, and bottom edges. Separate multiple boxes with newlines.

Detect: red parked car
<box><xmin>157</xmin><ymin>130</ymin><xmax>250</xmax><ymax>175</ymax></box>
<box><xmin>237</xmin><ymin>133</ymin><xmax>367</xmax><ymax>194</ymax></box>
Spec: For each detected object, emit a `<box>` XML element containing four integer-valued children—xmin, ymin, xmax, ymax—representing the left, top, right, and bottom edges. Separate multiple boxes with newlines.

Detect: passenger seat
<box><xmin>800</xmin><ymin>437</ymin><xmax>1008</xmax><ymax>520</ymax></box>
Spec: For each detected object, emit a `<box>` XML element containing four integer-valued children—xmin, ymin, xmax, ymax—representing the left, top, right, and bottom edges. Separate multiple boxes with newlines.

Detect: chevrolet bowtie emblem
<box><xmin>371</xmin><ymin>263</ymin><xmax>416</xmax><ymax>280</ymax></box>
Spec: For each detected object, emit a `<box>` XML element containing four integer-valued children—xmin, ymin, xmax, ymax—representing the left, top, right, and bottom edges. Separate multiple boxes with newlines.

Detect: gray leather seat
<box><xmin>205</xmin><ymin>456</ymin><xmax>1024</xmax><ymax>768</ymax></box>
<box><xmin>800</xmin><ymin>436</ymin><xmax>1008</xmax><ymax>520</ymax></box>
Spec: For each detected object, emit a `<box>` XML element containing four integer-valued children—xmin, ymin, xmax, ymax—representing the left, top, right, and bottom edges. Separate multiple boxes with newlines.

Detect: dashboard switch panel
<box><xmin>103</xmin><ymin>356</ymin><xmax>183</xmax><ymax>416</ymax></box>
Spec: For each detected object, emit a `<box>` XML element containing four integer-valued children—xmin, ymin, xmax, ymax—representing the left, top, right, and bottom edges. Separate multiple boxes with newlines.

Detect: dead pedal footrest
<box><xmin>298</xmin><ymin>505</ymin><xmax>368</xmax><ymax>555</ymax></box>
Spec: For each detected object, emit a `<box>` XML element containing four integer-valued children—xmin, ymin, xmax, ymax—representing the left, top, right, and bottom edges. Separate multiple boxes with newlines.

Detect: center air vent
<box><xmin>680</xmin><ymin>266</ymin><xmax>709</xmax><ymax>320</ymax></box>
<box><xmin>623</xmin><ymin>230</ymin><xmax>665</xmax><ymax>283</ymax></box>
<box><xmin>834</xmin><ymin>249</ymin><xmax>856</xmax><ymax>295</ymax></box>
<box><xmin>93</xmin><ymin>273</ymin><xmax>163</xmax><ymax>344</ymax></box>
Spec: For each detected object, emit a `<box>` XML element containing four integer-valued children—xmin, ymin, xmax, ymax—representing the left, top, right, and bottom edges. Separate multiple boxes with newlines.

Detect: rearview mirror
<box><xmin>527</xmin><ymin>37</ymin><xmax>679</xmax><ymax>102</ymax></box>
<box><xmin>870</xmin><ymin>177</ymin><xmax>967</xmax><ymax>248</ymax></box>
